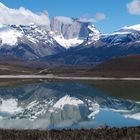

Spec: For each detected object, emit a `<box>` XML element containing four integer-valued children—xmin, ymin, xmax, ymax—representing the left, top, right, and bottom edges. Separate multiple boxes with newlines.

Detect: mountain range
<box><xmin>0</xmin><ymin>5</ymin><xmax>140</xmax><ymax>67</ymax></box>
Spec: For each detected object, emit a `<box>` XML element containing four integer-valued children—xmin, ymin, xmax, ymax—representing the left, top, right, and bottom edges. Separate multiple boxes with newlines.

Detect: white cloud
<box><xmin>79</xmin><ymin>13</ymin><xmax>106</xmax><ymax>23</ymax></box>
<box><xmin>0</xmin><ymin>2</ymin><xmax>50</xmax><ymax>26</ymax></box>
<box><xmin>0</xmin><ymin>2</ymin><xmax>106</xmax><ymax>27</ymax></box>
<box><xmin>78</xmin><ymin>17</ymin><xmax>96</xmax><ymax>23</ymax></box>
<box><xmin>94</xmin><ymin>13</ymin><xmax>106</xmax><ymax>21</ymax></box>
<box><xmin>127</xmin><ymin>0</ymin><xmax>140</xmax><ymax>15</ymax></box>
<box><xmin>53</xmin><ymin>16</ymin><xmax>73</xmax><ymax>24</ymax></box>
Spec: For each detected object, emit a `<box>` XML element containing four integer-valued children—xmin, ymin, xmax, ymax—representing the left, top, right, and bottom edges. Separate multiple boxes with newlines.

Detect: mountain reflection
<box><xmin>0</xmin><ymin>80</ymin><xmax>139</xmax><ymax>129</ymax></box>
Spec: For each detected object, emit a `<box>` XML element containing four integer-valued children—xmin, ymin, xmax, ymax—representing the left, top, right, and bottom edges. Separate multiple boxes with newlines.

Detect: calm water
<box><xmin>0</xmin><ymin>79</ymin><xmax>140</xmax><ymax>129</ymax></box>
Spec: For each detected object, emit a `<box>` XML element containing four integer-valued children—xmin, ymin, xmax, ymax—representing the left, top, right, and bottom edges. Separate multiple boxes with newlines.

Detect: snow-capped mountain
<box><xmin>100</xmin><ymin>24</ymin><xmax>140</xmax><ymax>47</ymax></box>
<box><xmin>0</xmin><ymin>17</ymin><xmax>100</xmax><ymax>60</ymax></box>
<box><xmin>0</xmin><ymin>24</ymin><xmax>65</xmax><ymax>59</ymax></box>
<box><xmin>42</xmin><ymin>24</ymin><xmax>140</xmax><ymax>66</ymax></box>
<box><xmin>0</xmin><ymin>2</ymin><xmax>140</xmax><ymax>65</ymax></box>
<box><xmin>123</xmin><ymin>24</ymin><xmax>140</xmax><ymax>31</ymax></box>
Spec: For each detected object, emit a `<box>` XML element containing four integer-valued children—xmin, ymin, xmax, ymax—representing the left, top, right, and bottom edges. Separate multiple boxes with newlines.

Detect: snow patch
<box><xmin>111</xmin><ymin>31</ymin><xmax>131</xmax><ymax>35</ymax></box>
<box><xmin>0</xmin><ymin>98</ymin><xmax>22</xmax><ymax>114</ymax></box>
<box><xmin>27</xmin><ymin>100</ymin><xmax>39</xmax><ymax>109</ymax></box>
<box><xmin>123</xmin><ymin>24</ymin><xmax>140</xmax><ymax>31</ymax></box>
<box><xmin>88</xmin><ymin>25</ymin><xmax>100</xmax><ymax>38</ymax></box>
<box><xmin>124</xmin><ymin>113</ymin><xmax>140</xmax><ymax>120</ymax></box>
<box><xmin>54</xmin><ymin>35</ymin><xmax>83</xmax><ymax>49</ymax></box>
<box><xmin>85</xmin><ymin>25</ymin><xmax>100</xmax><ymax>45</ymax></box>
<box><xmin>0</xmin><ymin>29</ymin><xmax>22</xmax><ymax>46</ymax></box>
<box><xmin>53</xmin><ymin>95</ymin><xmax>84</xmax><ymax>109</ymax></box>
<box><xmin>86</xmin><ymin>99</ymin><xmax>100</xmax><ymax>119</ymax></box>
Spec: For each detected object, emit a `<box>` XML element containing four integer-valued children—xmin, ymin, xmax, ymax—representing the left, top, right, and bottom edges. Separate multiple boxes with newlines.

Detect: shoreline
<box><xmin>0</xmin><ymin>75</ymin><xmax>139</xmax><ymax>81</ymax></box>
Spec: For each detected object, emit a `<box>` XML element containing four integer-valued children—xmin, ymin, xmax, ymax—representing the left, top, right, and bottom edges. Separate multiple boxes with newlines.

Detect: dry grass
<box><xmin>0</xmin><ymin>127</ymin><xmax>140</xmax><ymax>140</ymax></box>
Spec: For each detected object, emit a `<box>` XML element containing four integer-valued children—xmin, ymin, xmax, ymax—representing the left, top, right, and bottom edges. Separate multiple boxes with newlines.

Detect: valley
<box><xmin>0</xmin><ymin>55</ymin><xmax>140</xmax><ymax>78</ymax></box>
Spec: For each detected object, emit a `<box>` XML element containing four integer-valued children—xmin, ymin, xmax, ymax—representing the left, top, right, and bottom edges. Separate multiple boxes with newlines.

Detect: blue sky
<box><xmin>0</xmin><ymin>0</ymin><xmax>140</xmax><ymax>33</ymax></box>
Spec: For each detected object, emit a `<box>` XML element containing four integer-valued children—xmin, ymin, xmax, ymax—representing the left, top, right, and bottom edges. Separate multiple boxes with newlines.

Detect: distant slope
<box><xmin>0</xmin><ymin>63</ymin><xmax>39</xmax><ymax>75</ymax></box>
<box><xmin>95</xmin><ymin>55</ymin><xmax>140</xmax><ymax>72</ymax></box>
<box><xmin>0</xmin><ymin>55</ymin><xmax>140</xmax><ymax>77</ymax></box>
<box><xmin>54</xmin><ymin>55</ymin><xmax>140</xmax><ymax>77</ymax></box>
<box><xmin>86</xmin><ymin>55</ymin><xmax>140</xmax><ymax>77</ymax></box>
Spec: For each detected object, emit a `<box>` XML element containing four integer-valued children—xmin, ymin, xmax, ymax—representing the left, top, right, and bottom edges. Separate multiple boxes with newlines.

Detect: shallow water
<box><xmin>0</xmin><ymin>80</ymin><xmax>140</xmax><ymax>129</ymax></box>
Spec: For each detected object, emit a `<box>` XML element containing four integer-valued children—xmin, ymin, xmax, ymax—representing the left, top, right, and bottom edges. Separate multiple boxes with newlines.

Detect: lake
<box><xmin>0</xmin><ymin>79</ymin><xmax>140</xmax><ymax>129</ymax></box>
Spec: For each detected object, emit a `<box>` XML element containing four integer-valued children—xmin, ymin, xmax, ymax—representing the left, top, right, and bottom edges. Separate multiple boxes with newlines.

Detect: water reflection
<box><xmin>0</xmin><ymin>80</ymin><xmax>139</xmax><ymax>129</ymax></box>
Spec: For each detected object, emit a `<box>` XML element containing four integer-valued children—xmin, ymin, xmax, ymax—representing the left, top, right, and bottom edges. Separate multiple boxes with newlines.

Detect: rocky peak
<box><xmin>50</xmin><ymin>16</ymin><xmax>100</xmax><ymax>40</ymax></box>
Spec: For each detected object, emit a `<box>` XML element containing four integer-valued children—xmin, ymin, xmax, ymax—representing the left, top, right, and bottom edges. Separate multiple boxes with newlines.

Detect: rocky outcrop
<box><xmin>50</xmin><ymin>16</ymin><xmax>100</xmax><ymax>40</ymax></box>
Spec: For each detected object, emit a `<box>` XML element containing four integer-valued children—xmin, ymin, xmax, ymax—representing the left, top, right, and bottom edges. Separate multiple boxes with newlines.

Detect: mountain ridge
<box><xmin>0</xmin><ymin>3</ymin><xmax>140</xmax><ymax>67</ymax></box>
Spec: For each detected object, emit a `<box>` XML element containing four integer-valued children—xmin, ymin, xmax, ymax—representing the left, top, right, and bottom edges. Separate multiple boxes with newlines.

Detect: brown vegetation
<box><xmin>54</xmin><ymin>55</ymin><xmax>140</xmax><ymax>77</ymax></box>
<box><xmin>0</xmin><ymin>55</ymin><xmax>140</xmax><ymax>77</ymax></box>
<box><xmin>0</xmin><ymin>127</ymin><xmax>140</xmax><ymax>140</ymax></box>
<box><xmin>0</xmin><ymin>63</ymin><xmax>39</xmax><ymax>75</ymax></box>
<box><xmin>92</xmin><ymin>55</ymin><xmax>140</xmax><ymax>77</ymax></box>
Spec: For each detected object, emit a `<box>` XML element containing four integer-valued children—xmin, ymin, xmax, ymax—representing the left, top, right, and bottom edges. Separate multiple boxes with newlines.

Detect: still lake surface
<box><xmin>0</xmin><ymin>79</ymin><xmax>139</xmax><ymax>129</ymax></box>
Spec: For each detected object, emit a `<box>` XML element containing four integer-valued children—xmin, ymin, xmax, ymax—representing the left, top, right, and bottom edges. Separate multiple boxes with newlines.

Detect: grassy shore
<box><xmin>0</xmin><ymin>127</ymin><xmax>140</xmax><ymax>140</ymax></box>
